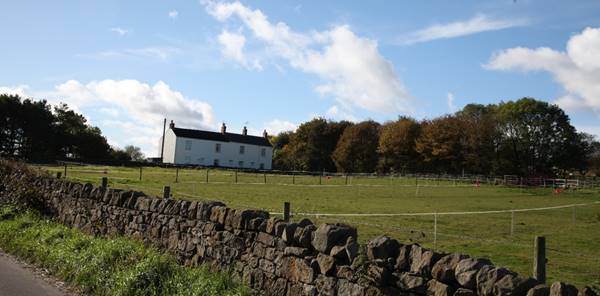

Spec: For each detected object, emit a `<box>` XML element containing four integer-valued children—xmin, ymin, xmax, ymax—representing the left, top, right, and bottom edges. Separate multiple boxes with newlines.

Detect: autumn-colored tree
<box><xmin>332</xmin><ymin>121</ymin><xmax>380</xmax><ymax>173</ymax></box>
<box><xmin>377</xmin><ymin>117</ymin><xmax>421</xmax><ymax>173</ymax></box>
<box><xmin>415</xmin><ymin>116</ymin><xmax>466</xmax><ymax>173</ymax></box>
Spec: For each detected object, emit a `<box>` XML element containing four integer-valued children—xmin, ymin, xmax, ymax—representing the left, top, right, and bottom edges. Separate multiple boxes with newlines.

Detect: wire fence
<box><xmin>35</xmin><ymin>162</ymin><xmax>600</xmax><ymax>189</ymax></box>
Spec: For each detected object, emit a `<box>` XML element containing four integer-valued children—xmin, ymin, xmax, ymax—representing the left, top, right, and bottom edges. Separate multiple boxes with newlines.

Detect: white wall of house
<box><xmin>161</xmin><ymin>128</ymin><xmax>273</xmax><ymax>169</ymax></box>
<box><xmin>162</xmin><ymin>128</ymin><xmax>177</xmax><ymax>164</ymax></box>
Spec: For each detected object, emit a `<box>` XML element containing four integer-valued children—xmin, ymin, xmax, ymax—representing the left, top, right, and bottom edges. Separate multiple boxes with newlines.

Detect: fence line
<box><xmin>269</xmin><ymin>200</ymin><xmax>600</xmax><ymax>217</ymax></box>
<box><xmin>39</xmin><ymin>163</ymin><xmax>600</xmax><ymax>189</ymax></box>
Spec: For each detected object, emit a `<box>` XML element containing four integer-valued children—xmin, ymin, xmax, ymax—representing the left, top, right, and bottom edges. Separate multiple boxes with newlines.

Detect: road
<box><xmin>0</xmin><ymin>251</ymin><xmax>74</xmax><ymax>296</ymax></box>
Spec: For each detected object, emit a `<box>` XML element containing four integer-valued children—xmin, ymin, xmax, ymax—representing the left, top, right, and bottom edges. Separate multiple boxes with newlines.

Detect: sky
<box><xmin>1</xmin><ymin>0</ymin><xmax>600</xmax><ymax>157</ymax></box>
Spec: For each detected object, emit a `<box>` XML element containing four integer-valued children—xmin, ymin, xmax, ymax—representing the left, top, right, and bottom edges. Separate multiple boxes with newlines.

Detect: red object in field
<box><xmin>474</xmin><ymin>180</ymin><xmax>480</xmax><ymax>188</ymax></box>
<box><xmin>554</xmin><ymin>188</ymin><xmax>562</xmax><ymax>194</ymax></box>
<box><xmin>326</xmin><ymin>176</ymin><xmax>331</xmax><ymax>180</ymax></box>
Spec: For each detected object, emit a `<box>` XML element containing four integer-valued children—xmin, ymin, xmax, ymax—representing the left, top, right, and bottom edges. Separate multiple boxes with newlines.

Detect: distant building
<box><xmin>160</xmin><ymin>121</ymin><xmax>273</xmax><ymax>170</ymax></box>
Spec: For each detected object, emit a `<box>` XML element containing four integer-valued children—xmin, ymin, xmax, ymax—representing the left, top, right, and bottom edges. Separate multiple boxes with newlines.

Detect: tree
<box><xmin>285</xmin><ymin>118</ymin><xmax>353</xmax><ymax>171</ymax></box>
<box><xmin>584</xmin><ymin>135</ymin><xmax>600</xmax><ymax>176</ymax></box>
<box><xmin>377</xmin><ymin>117</ymin><xmax>420</xmax><ymax>173</ymax></box>
<box><xmin>270</xmin><ymin>131</ymin><xmax>294</xmax><ymax>170</ymax></box>
<box><xmin>495</xmin><ymin>98</ymin><xmax>585</xmax><ymax>175</ymax></box>
<box><xmin>54</xmin><ymin>104</ymin><xmax>111</xmax><ymax>160</ymax></box>
<box><xmin>332</xmin><ymin>121</ymin><xmax>380</xmax><ymax>173</ymax></box>
<box><xmin>0</xmin><ymin>94</ymin><xmax>23</xmax><ymax>157</ymax></box>
<box><xmin>110</xmin><ymin>148</ymin><xmax>132</xmax><ymax>163</ymax></box>
<box><xmin>124</xmin><ymin>145</ymin><xmax>145</xmax><ymax>162</ymax></box>
<box><xmin>0</xmin><ymin>94</ymin><xmax>58</xmax><ymax>160</ymax></box>
<box><xmin>455</xmin><ymin>104</ymin><xmax>499</xmax><ymax>175</ymax></box>
<box><xmin>415</xmin><ymin>116</ymin><xmax>466</xmax><ymax>173</ymax></box>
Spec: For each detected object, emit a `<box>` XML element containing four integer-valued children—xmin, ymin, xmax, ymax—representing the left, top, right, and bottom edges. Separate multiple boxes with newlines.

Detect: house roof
<box><xmin>171</xmin><ymin>127</ymin><xmax>272</xmax><ymax>147</ymax></box>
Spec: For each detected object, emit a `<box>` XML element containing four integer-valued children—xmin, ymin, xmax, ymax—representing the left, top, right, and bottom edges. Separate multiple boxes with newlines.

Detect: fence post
<box><xmin>283</xmin><ymin>202</ymin><xmax>290</xmax><ymax>222</ymax></box>
<box><xmin>139</xmin><ymin>167</ymin><xmax>142</xmax><ymax>181</ymax></box>
<box><xmin>319</xmin><ymin>174</ymin><xmax>322</xmax><ymax>185</ymax></box>
<box><xmin>64</xmin><ymin>164</ymin><xmax>67</xmax><ymax>177</ymax></box>
<box><xmin>511</xmin><ymin>210</ymin><xmax>515</xmax><ymax>236</ymax></box>
<box><xmin>206</xmin><ymin>169</ymin><xmax>209</xmax><ymax>183</ymax></box>
<box><xmin>433</xmin><ymin>213</ymin><xmax>438</xmax><ymax>250</ymax></box>
<box><xmin>163</xmin><ymin>186</ymin><xmax>171</xmax><ymax>199</ymax></box>
<box><xmin>175</xmin><ymin>167</ymin><xmax>179</xmax><ymax>183</ymax></box>
<box><xmin>56</xmin><ymin>172</ymin><xmax>62</xmax><ymax>179</ymax></box>
<box><xmin>235</xmin><ymin>170</ymin><xmax>238</xmax><ymax>183</ymax></box>
<box><xmin>533</xmin><ymin>236</ymin><xmax>546</xmax><ymax>283</ymax></box>
<box><xmin>101</xmin><ymin>177</ymin><xmax>108</xmax><ymax>189</ymax></box>
<box><xmin>345</xmin><ymin>174</ymin><xmax>348</xmax><ymax>185</ymax></box>
<box><xmin>263</xmin><ymin>173</ymin><xmax>267</xmax><ymax>184</ymax></box>
<box><xmin>292</xmin><ymin>173</ymin><xmax>295</xmax><ymax>185</ymax></box>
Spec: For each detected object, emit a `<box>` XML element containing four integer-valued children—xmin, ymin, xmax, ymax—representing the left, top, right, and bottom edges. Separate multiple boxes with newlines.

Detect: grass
<box><xmin>36</xmin><ymin>164</ymin><xmax>600</xmax><ymax>288</ymax></box>
<box><xmin>0</xmin><ymin>206</ymin><xmax>248</xmax><ymax>296</ymax></box>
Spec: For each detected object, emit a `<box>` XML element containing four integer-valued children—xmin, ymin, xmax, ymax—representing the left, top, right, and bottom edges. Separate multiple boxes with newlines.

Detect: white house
<box><xmin>160</xmin><ymin>121</ymin><xmax>273</xmax><ymax>170</ymax></box>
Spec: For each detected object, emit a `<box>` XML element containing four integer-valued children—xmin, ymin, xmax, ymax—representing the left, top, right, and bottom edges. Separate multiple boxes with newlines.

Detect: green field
<box><xmin>36</xmin><ymin>164</ymin><xmax>600</xmax><ymax>288</ymax></box>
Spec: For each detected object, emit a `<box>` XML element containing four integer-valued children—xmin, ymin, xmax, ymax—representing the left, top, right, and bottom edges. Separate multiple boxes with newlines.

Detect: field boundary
<box><xmin>271</xmin><ymin>201</ymin><xmax>600</xmax><ymax>217</ymax></box>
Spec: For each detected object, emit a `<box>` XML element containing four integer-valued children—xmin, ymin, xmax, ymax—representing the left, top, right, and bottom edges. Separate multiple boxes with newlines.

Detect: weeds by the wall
<box><xmin>0</xmin><ymin>207</ymin><xmax>248</xmax><ymax>296</ymax></box>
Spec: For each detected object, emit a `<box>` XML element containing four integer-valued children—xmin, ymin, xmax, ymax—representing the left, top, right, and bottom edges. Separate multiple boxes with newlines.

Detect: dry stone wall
<box><xmin>0</xmin><ymin>165</ymin><xmax>596</xmax><ymax>296</ymax></box>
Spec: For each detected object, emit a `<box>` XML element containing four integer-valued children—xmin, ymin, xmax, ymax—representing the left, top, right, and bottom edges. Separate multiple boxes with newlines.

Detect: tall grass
<box><xmin>0</xmin><ymin>207</ymin><xmax>248</xmax><ymax>296</ymax></box>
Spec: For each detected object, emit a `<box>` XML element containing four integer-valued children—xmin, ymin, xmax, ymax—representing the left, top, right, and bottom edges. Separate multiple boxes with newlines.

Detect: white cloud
<box><xmin>217</xmin><ymin>30</ymin><xmax>262</xmax><ymax>70</ymax></box>
<box><xmin>325</xmin><ymin>105</ymin><xmax>358</xmax><ymax>122</ymax></box>
<box><xmin>0</xmin><ymin>85</ymin><xmax>29</xmax><ymax>97</ymax></box>
<box><xmin>205</xmin><ymin>1</ymin><xmax>412</xmax><ymax>114</ymax></box>
<box><xmin>1</xmin><ymin>80</ymin><xmax>214</xmax><ymax>156</ymax></box>
<box><xmin>99</xmin><ymin>107</ymin><xmax>120</xmax><ymax>117</ymax></box>
<box><xmin>110</xmin><ymin>27</ymin><xmax>129</xmax><ymax>36</ymax></box>
<box><xmin>484</xmin><ymin>27</ymin><xmax>600</xmax><ymax>114</ymax></box>
<box><xmin>264</xmin><ymin>119</ymin><xmax>297</xmax><ymax>135</ymax></box>
<box><xmin>79</xmin><ymin>46</ymin><xmax>182</xmax><ymax>61</ymax></box>
<box><xmin>402</xmin><ymin>14</ymin><xmax>528</xmax><ymax>45</ymax></box>
<box><xmin>168</xmin><ymin>10</ymin><xmax>179</xmax><ymax>19</ymax></box>
<box><xmin>576</xmin><ymin>125</ymin><xmax>600</xmax><ymax>139</ymax></box>
<box><xmin>447</xmin><ymin>92</ymin><xmax>457</xmax><ymax>112</ymax></box>
<box><xmin>62</xmin><ymin>80</ymin><xmax>214</xmax><ymax>129</ymax></box>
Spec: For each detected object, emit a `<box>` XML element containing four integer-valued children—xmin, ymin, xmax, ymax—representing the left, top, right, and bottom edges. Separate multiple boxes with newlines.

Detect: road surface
<box><xmin>0</xmin><ymin>251</ymin><xmax>74</xmax><ymax>296</ymax></box>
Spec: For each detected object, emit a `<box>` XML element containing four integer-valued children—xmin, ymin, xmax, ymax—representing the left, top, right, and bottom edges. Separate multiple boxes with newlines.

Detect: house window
<box><xmin>213</xmin><ymin>159</ymin><xmax>219</xmax><ymax>166</ymax></box>
<box><xmin>261</xmin><ymin>148</ymin><xmax>266</xmax><ymax>157</ymax></box>
<box><xmin>185</xmin><ymin>140</ymin><xmax>192</xmax><ymax>150</ymax></box>
<box><xmin>238</xmin><ymin>161</ymin><xmax>244</xmax><ymax>168</ymax></box>
<box><xmin>259</xmin><ymin>163</ymin><xmax>264</xmax><ymax>170</ymax></box>
<box><xmin>239</xmin><ymin>145</ymin><xmax>245</xmax><ymax>154</ymax></box>
<box><xmin>215</xmin><ymin>143</ymin><xmax>221</xmax><ymax>153</ymax></box>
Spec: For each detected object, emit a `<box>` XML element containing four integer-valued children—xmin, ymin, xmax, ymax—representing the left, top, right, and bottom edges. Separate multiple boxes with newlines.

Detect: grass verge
<box><xmin>0</xmin><ymin>206</ymin><xmax>248</xmax><ymax>296</ymax></box>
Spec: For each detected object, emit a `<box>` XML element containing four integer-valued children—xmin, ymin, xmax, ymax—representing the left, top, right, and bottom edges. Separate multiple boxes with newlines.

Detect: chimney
<box><xmin>263</xmin><ymin>129</ymin><xmax>268</xmax><ymax>138</ymax></box>
<box><xmin>169</xmin><ymin>120</ymin><xmax>175</xmax><ymax>129</ymax></box>
<box><xmin>221</xmin><ymin>123</ymin><xmax>227</xmax><ymax>134</ymax></box>
<box><xmin>242</xmin><ymin>126</ymin><xmax>248</xmax><ymax>136</ymax></box>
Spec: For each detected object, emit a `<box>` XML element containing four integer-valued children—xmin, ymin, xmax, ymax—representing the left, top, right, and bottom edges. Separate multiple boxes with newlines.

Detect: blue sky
<box><xmin>1</xmin><ymin>0</ymin><xmax>600</xmax><ymax>156</ymax></box>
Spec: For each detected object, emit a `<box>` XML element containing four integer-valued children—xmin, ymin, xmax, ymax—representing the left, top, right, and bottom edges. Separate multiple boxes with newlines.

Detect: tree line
<box><xmin>0</xmin><ymin>94</ymin><xmax>144</xmax><ymax>162</ymax></box>
<box><xmin>272</xmin><ymin>98</ymin><xmax>600</xmax><ymax>177</ymax></box>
